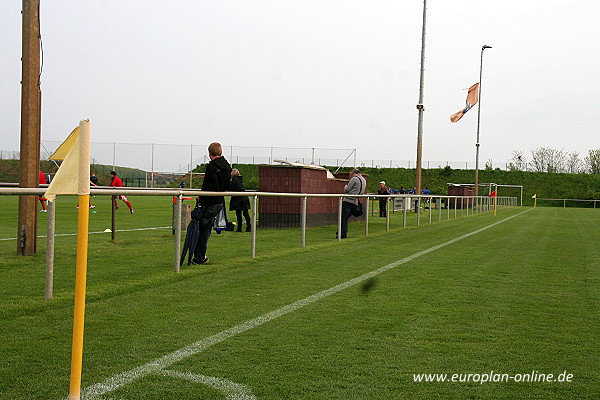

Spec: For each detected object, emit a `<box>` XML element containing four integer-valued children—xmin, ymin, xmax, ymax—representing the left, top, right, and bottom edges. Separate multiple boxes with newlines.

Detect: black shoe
<box><xmin>236</xmin><ymin>228</ymin><xmax>242</xmax><ymax>232</ymax></box>
<box><xmin>190</xmin><ymin>257</ymin><xmax>209</xmax><ymax>265</ymax></box>
<box><xmin>245</xmin><ymin>227</ymin><xmax>251</xmax><ymax>232</ymax></box>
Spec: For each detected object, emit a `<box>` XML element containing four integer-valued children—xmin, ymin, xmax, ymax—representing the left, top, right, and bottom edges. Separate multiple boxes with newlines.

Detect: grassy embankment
<box><xmin>3</xmin><ymin>159</ymin><xmax>600</xmax><ymax>206</ymax></box>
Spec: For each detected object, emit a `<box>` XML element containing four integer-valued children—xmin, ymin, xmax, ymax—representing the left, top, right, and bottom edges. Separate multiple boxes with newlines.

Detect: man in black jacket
<box><xmin>192</xmin><ymin>142</ymin><xmax>232</xmax><ymax>265</ymax></box>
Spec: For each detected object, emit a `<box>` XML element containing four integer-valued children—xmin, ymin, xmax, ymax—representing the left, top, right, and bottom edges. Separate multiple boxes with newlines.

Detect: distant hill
<box><xmin>0</xmin><ymin>160</ymin><xmax>147</xmax><ymax>187</ymax></box>
<box><xmin>3</xmin><ymin>160</ymin><xmax>600</xmax><ymax>206</ymax></box>
<box><xmin>344</xmin><ymin>166</ymin><xmax>600</xmax><ymax>206</ymax></box>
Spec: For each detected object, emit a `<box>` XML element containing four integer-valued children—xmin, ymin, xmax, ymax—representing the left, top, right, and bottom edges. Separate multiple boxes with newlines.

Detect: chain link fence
<box><xmin>37</xmin><ymin>142</ymin><xmax>359</xmax><ymax>173</ymax></box>
<box><xmin>0</xmin><ymin>150</ymin><xmax>20</xmax><ymax>160</ymax></box>
<box><xmin>3</xmin><ymin>142</ymin><xmax>542</xmax><ymax>173</ymax></box>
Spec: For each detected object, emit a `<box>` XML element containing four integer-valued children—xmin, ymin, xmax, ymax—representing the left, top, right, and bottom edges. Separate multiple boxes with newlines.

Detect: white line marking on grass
<box><xmin>159</xmin><ymin>370</ymin><xmax>256</xmax><ymax>400</ymax></box>
<box><xmin>0</xmin><ymin>226</ymin><xmax>170</xmax><ymax>241</ymax></box>
<box><xmin>75</xmin><ymin>208</ymin><xmax>533</xmax><ymax>400</ymax></box>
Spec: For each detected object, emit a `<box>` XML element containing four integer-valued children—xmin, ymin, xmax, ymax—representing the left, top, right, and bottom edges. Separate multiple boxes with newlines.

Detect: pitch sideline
<box><xmin>75</xmin><ymin>208</ymin><xmax>533</xmax><ymax>400</ymax></box>
<box><xmin>0</xmin><ymin>226</ymin><xmax>171</xmax><ymax>241</ymax></box>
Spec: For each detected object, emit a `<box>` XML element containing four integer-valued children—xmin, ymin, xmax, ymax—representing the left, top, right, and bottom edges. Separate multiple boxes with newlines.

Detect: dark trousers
<box><xmin>194</xmin><ymin>220</ymin><xmax>212</xmax><ymax>260</ymax></box>
<box><xmin>379</xmin><ymin>198</ymin><xmax>387</xmax><ymax>217</ymax></box>
<box><xmin>235</xmin><ymin>209</ymin><xmax>251</xmax><ymax>231</ymax></box>
<box><xmin>193</xmin><ymin>204</ymin><xmax>222</xmax><ymax>260</ymax></box>
<box><xmin>339</xmin><ymin>201</ymin><xmax>356</xmax><ymax>239</ymax></box>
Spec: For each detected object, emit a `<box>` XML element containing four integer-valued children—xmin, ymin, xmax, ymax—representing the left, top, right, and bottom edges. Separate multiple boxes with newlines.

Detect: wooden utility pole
<box><xmin>18</xmin><ymin>0</ymin><xmax>42</xmax><ymax>255</ymax></box>
<box><xmin>414</xmin><ymin>0</ymin><xmax>427</xmax><ymax>196</ymax></box>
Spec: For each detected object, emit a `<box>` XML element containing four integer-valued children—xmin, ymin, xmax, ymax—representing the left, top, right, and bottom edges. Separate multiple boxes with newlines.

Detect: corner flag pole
<box><xmin>493</xmin><ymin>196</ymin><xmax>497</xmax><ymax>216</ymax></box>
<box><xmin>69</xmin><ymin>119</ymin><xmax>91</xmax><ymax>400</ymax></box>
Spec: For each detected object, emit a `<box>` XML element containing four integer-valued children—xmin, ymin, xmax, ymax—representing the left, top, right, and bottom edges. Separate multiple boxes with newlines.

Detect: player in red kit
<box><xmin>39</xmin><ymin>171</ymin><xmax>48</xmax><ymax>212</ymax></box>
<box><xmin>110</xmin><ymin>171</ymin><xmax>134</xmax><ymax>213</ymax></box>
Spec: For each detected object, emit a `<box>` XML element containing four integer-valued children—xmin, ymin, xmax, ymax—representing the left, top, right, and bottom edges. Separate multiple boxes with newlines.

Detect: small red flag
<box><xmin>488</xmin><ymin>191</ymin><xmax>497</xmax><ymax>197</ymax></box>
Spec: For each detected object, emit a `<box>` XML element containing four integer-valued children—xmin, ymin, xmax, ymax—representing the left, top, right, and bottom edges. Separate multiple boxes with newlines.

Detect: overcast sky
<box><xmin>1</xmin><ymin>0</ymin><xmax>599</xmax><ymax>169</ymax></box>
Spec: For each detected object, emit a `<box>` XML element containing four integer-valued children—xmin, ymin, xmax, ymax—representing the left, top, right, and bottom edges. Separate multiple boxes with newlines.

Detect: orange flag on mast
<box><xmin>450</xmin><ymin>83</ymin><xmax>479</xmax><ymax>123</ymax></box>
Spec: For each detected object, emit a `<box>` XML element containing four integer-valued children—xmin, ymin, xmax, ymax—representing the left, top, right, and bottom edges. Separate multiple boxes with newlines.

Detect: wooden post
<box><xmin>17</xmin><ymin>0</ymin><xmax>42</xmax><ymax>255</ymax></box>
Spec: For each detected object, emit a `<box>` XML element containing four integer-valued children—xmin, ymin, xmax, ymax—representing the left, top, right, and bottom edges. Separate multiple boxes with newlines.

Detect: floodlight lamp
<box><xmin>482</xmin><ymin>44</ymin><xmax>492</xmax><ymax>49</ymax></box>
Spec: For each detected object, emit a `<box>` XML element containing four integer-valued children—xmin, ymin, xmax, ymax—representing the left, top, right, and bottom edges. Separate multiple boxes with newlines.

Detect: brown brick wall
<box><xmin>448</xmin><ymin>185</ymin><xmax>475</xmax><ymax>208</ymax></box>
<box><xmin>258</xmin><ymin>165</ymin><xmax>367</xmax><ymax>228</ymax></box>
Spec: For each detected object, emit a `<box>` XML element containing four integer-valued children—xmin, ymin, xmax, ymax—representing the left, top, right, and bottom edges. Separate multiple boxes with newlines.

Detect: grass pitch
<box><xmin>0</xmin><ymin>195</ymin><xmax>598</xmax><ymax>399</ymax></box>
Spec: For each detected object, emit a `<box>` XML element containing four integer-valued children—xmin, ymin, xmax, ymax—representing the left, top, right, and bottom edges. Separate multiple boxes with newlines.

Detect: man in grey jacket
<box><xmin>337</xmin><ymin>168</ymin><xmax>366</xmax><ymax>239</ymax></box>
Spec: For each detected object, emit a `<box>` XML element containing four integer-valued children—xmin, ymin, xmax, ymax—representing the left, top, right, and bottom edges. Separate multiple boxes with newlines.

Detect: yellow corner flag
<box><xmin>45</xmin><ymin>124</ymin><xmax>90</xmax><ymax>202</ymax></box>
<box><xmin>49</xmin><ymin>126</ymin><xmax>79</xmax><ymax>160</ymax></box>
<box><xmin>46</xmin><ymin>120</ymin><xmax>92</xmax><ymax>400</ymax></box>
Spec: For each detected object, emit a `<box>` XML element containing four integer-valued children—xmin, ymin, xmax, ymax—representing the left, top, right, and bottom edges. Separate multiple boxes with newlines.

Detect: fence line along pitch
<box><xmin>535</xmin><ymin>198</ymin><xmax>599</xmax><ymax>208</ymax></box>
<box><xmin>0</xmin><ymin>187</ymin><xmax>517</xmax><ymax>299</ymax></box>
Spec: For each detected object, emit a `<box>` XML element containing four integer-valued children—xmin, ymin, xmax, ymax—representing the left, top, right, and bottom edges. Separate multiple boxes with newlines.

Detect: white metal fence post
<box><xmin>428</xmin><ymin>197</ymin><xmax>432</xmax><ymax>224</ymax></box>
<box><xmin>45</xmin><ymin>200</ymin><xmax>56</xmax><ymax>300</ymax></box>
<box><xmin>365</xmin><ymin>196</ymin><xmax>370</xmax><ymax>236</ymax></box>
<box><xmin>174</xmin><ymin>194</ymin><xmax>182</xmax><ymax>273</ymax></box>
<box><xmin>301</xmin><ymin>196</ymin><xmax>307</xmax><ymax>248</ymax></box>
<box><xmin>385</xmin><ymin>197</ymin><xmax>390</xmax><ymax>231</ymax></box>
<box><xmin>151</xmin><ymin>143</ymin><xmax>155</xmax><ymax>188</ymax></box>
<box><xmin>251</xmin><ymin>195</ymin><xmax>258</xmax><ymax>258</ymax></box>
<box><xmin>337</xmin><ymin>197</ymin><xmax>343</xmax><ymax>242</ymax></box>
<box><xmin>189</xmin><ymin>145</ymin><xmax>193</xmax><ymax>189</ymax></box>
<box><xmin>454</xmin><ymin>196</ymin><xmax>457</xmax><ymax>219</ymax></box>
<box><xmin>403</xmin><ymin>196</ymin><xmax>407</xmax><ymax>228</ymax></box>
